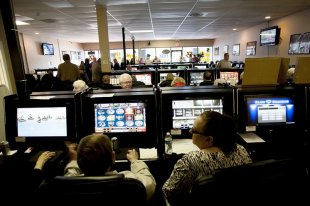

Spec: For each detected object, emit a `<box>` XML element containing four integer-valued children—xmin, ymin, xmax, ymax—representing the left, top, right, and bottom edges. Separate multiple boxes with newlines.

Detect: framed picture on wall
<box><xmin>214</xmin><ymin>47</ymin><xmax>219</xmax><ymax>56</ymax></box>
<box><xmin>232</xmin><ymin>44</ymin><xmax>240</xmax><ymax>56</ymax></box>
<box><xmin>246</xmin><ymin>41</ymin><xmax>256</xmax><ymax>56</ymax></box>
<box><xmin>299</xmin><ymin>32</ymin><xmax>310</xmax><ymax>54</ymax></box>
<box><xmin>288</xmin><ymin>34</ymin><xmax>302</xmax><ymax>54</ymax></box>
<box><xmin>223</xmin><ymin>45</ymin><xmax>229</xmax><ymax>54</ymax></box>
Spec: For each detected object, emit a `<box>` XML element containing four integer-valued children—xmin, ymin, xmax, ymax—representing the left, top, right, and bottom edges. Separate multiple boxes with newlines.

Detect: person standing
<box><xmin>216</xmin><ymin>53</ymin><xmax>232</xmax><ymax>69</ymax></box>
<box><xmin>56</xmin><ymin>54</ymin><xmax>80</xmax><ymax>90</ymax></box>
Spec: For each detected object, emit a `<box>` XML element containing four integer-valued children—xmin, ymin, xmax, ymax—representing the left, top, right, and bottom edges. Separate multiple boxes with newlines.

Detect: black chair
<box><xmin>36</xmin><ymin>174</ymin><xmax>147</xmax><ymax>205</ymax></box>
<box><xmin>191</xmin><ymin>158</ymin><xmax>309</xmax><ymax>205</ymax></box>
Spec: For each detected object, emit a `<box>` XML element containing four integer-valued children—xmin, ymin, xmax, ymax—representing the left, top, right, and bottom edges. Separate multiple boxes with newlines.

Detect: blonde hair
<box><xmin>73</xmin><ymin>80</ymin><xmax>88</xmax><ymax>92</ymax></box>
<box><xmin>171</xmin><ymin>77</ymin><xmax>186</xmax><ymax>87</ymax></box>
<box><xmin>166</xmin><ymin>73</ymin><xmax>174</xmax><ymax>81</ymax></box>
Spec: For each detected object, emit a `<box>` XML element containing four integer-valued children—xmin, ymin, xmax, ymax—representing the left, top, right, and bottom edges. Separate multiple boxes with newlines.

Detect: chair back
<box><xmin>36</xmin><ymin>174</ymin><xmax>147</xmax><ymax>205</ymax></box>
<box><xmin>191</xmin><ymin>158</ymin><xmax>308</xmax><ymax>205</ymax></box>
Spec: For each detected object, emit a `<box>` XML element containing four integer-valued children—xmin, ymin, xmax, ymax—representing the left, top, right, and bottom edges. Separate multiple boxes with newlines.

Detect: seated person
<box><xmin>171</xmin><ymin>77</ymin><xmax>186</xmax><ymax>87</ymax></box>
<box><xmin>131</xmin><ymin>75</ymin><xmax>146</xmax><ymax>88</ymax></box>
<box><xmin>159</xmin><ymin>73</ymin><xmax>174</xmax><ymax>87</ymax></box>
<box><xmin>162</xmin><ymin>111</ymin><xmax>252</xmax><ymax>205</ymax></box>
<box><xmin>199</xmin><ymin>71</ymin><xmax>214</xmax><ymax>86</ymax></box>
<box><xmin>98</xmin><ymin>75</ymin><xmax>114</xmax><ymax>89</ymax></box>
<box><xmin>72</xmin><ymin>80</ymin><xmax>88</xmax><ymax>93</ymax></box>
<box><xmin>64</xmin><ymin>134</ymin><xmax>156</xmax><ymax>201</ymax></box>
<box><xmin>119</xmin><ymin>73</ymin><xmax>133</xmax><ymax>89</ymax></box>
<box><xmin>32</xmin><ymin>134</ymin><xmax>156</xmax><ymax>201</ymax></box>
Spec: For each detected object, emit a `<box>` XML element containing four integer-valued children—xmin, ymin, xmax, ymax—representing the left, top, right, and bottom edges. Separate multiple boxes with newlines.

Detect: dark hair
<box><xmin>203</xmin><ymin>71</ymin><xmax>212</xmax><ymax>81</ymax></box>
<box><xmin>77</xmin><ymin>134</ymin><xmax>113</xmax><ymax>176</ymax></box>
<box><xmin>200</xmin><ymin>111</ymin><xmax>237</xmax><ymax>155</ymax></box>
<box><xmin>63</xmin><ymin>54</ymin><xmax>70</xmax><ymax>61</ymax></box>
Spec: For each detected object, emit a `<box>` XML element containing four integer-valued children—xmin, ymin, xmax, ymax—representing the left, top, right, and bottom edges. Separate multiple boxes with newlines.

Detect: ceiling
<box><xmin>12</xmin><ymin>0</ymin><xmax>310</xmax><ymax>43</ymax></box>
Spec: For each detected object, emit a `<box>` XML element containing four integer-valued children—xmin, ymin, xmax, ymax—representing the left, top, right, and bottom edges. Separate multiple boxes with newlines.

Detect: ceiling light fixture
<box><xmin>16</xmin><ymin>21</ymin><xmax>29</xmax><ymax>25</ymax></box>
<box><xmin>130</xmin><ymin>30</ymin><xmax>154</xmax><ymax>33</ymax></box>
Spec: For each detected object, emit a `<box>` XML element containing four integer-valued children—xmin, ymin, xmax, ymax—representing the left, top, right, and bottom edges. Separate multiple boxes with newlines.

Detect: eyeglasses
<box><xmin>189</xmin><ymin>128</ymin><xmax>206</xmax><ymax>136</ymax></box>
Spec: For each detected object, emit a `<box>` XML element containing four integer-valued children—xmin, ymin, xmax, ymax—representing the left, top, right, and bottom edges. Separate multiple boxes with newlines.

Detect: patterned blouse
<box><xmin>162</xmin><ymin>144</ymin><xmax>252</xmax><ymax>201</ymax></box>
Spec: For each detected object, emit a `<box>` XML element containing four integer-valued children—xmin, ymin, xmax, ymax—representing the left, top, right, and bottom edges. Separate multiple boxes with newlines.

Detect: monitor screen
<box><xmin>219</xmin><ymin>71</ymin><xmax>239</xmax><ymax>83</ymax></box>
<box><xmin>94</xmin><ymin>102</ymin><xmax>146</xmax><ymax>133</ymax></box>
<box><xmin>17</xmin><ymin>107</ymin><xmax>67</xmax><ymax>137</ymax></box>
<box><xmin>172</xmin><ymin>99</ymin><xmax>223</xmax><ymax>129</ymax></box>
<box><xmin>190</xmin><ymin>72</ymin><xmax>204</xmax><ymax>85</ymax></box>
<box><xmin>246</xmin><ymin>96</ymin><xmax>294</xmax><ymax>126</ymax></box>
<box><xmin>42</xmin><ymin>43</ymin><xmax>54</xmax><ymax>55</ymax></box>
<box><xmin>134</xmin><ymin>74</ymin><xmax>152</xmax><ymax>85</ymax></box>
<box><xmin>260</xmin><ymin>26</ymin><xmax>280</xmax><ymax>46</ymax></box>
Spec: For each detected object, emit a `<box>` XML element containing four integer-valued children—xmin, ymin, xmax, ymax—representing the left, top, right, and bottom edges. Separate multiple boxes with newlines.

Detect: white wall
<box><xmin>21</xmin><ymin>34</ymin><xmax>84</xmax><ymax>72</ymax></box>
<box><xmin>214</xmin><ymin>9</ymin><xmax>310</xmax><ymax>65</ymax></box>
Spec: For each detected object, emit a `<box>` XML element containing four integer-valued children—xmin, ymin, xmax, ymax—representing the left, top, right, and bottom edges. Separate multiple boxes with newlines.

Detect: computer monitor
<box><xmin>81</xmin><ymin>89</ymin><xmax>157</xmax><ymax>148</ymax></box>
<box><xmin>189</xmin><ymin>72</ymin><xmax>204</xmax><ymax>85</ymax></box>
<box><xmin>161</xmin><ymin>87</ymin><xmax>234</xmax><ymax>139</ymax></box>
<box><xmin>219</xmin><ymin>71</ymin><xmax>239</xmax><ymax>83</ymax></box>
<box><xmin>94</xmin><ymin>102</ymin><xmax>146</xmax><ymax>133</ymax></box>
<box><xmin>134</xmin><ymin>73</ymin><xmax>152</xmax><ymax>85</ymax></box>
<box><xmin>172</xmin><ymin>99</ymin><xmax>223</xmax><ymax>129</ymax></box>
<box><xmin>5</xmin><ymin>96</ymin><xmax>77</xmax><ymax>148</ymax></box>
<box><xmin>245</xmin><ymin>95</ymin><xmax>295</xmax><ymax>126</ymax></box>
<box><xmin>17</xmin><ymin>107</ymin><xmax>67</xmax><ymax>137</ymax></box>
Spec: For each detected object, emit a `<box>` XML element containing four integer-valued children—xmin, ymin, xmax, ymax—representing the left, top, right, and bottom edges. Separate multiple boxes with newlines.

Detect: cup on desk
<box><xmin>0</xmin><ymin>141</ymin><xmax>11</xmax><ymax>156</ymax></box>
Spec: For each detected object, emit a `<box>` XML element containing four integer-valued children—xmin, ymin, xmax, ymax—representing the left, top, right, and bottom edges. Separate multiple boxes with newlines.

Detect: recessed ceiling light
<box><xmin>233</xmin><ymin>28</ymin><xmax>237</xmax><ymax>31</ymax></box>
<box><xmin>265</xmin><ymin>16</ymin><xmax>271</xmax><ymax>19</ymax></box>
<box><xmin>16</xmin><ymin>21</ymin><xmax>29</xmax><ymax>25</ymax></box>
<box><xmin>130</xmin><ymin>30</ymin><xmax>153</xmax><ymax>33</ymax></box>
<box><xmin>35</xmin><ymin>32</ymin><xmax>39</xmax><ymax>35</ymax></box>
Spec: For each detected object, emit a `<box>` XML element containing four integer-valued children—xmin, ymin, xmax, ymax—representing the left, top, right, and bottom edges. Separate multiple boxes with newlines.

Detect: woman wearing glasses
<box><xmin>162</xmin><ymin>111</ymin><xmax>252</xmax><ymax>205</ymax></box>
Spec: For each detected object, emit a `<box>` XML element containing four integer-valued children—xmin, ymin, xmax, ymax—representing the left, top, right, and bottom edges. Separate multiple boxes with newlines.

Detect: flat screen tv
<box><xmin>189</xmin><ymin>72</ymin><xmax>204</xmax><ymax>85</ymax></box>
<box><xmin>42</xmin><ymin>43</ymin><xmax>54</xmax><ymax>55</ymax></box>
<box><xmin>245</xmin><ymin>95</ymin><xmax>295</xmax><ymax>126</ymax></box>
<box><xmin>260</xmin><ymin>26</ymin><xmax>281</xmax><ymax>46</ymax></box>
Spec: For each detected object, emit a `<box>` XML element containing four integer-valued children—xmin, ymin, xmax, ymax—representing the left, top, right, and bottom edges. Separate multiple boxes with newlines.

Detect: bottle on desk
<box><xmin>165</xmin><ymin>132</ymin><xmax>173</xmax><ymax>155</ymax></box>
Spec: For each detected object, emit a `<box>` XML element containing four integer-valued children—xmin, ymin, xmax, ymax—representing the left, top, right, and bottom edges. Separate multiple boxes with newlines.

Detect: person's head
<box><xmin>119</xmin><ymin>73</ymin><xmax>132</xmax><ymax>89</ymax></box>
<box><xmin>63</xmin><ymin>54</ymin><xmax>70</xmax><ymax>61</ymax></box>
<box><xmin>190</xmin><ymin>111</ymin><xmax>237</xmax><ymax>155</ymax></box>
<box><xmin>203</xmin><ymin>71</ymin><xmax>212</xmax><ymax>81</ymax></box>
<box><xmin>77</xmin><ymin>134</ymin><xmax>115</xmax><ymax>176</ymax></box>
<box><xmin>73</xmin><ymin>80</ymin><xmax>88</xmax><ymax>93</ymax></box>
<box><xmin>102</xmin><ymin>75</ymin><xmax>110</xmax><ymax>84</ymax></box>
<box><xmin>131</xmin><ymin>75</ymin><xmax>137</xmax><ymax>82</ymax></box>
<box><xmin>166</xmin><ymin>73</ymin><xmax>174</xmax><ymax>81</ymax></box>
<box><xmin>171</xmin><ymin>77</ymin><xmax>186</xmax><ymax>87</ymax></box>
<box><xmin>224</xmin><ymin>53</ymin><xmax>229</xmax><ymax>60</ymax></box>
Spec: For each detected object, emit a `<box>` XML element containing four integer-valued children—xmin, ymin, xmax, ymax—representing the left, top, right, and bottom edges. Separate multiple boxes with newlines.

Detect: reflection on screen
<box><xmin>260</xmin><ymin>28</ymin><xmax>276</xmax><ymax>44</ymax></box>
<box><xmin>172</xmin><ymin>99</ymin><xmax>223</xmax><ymax>129</ymax></box>
<box><xmin>17</xmin><ymin>107</ymin><xmax>67</xmax><ymax>137</ymax></box>
<box><xmin>94</xmin><ymin>102</ymin><xmax>146</xmax><ymax>133</ymax></box>
<box><xmin>246</xmin><ymin>97</ymin><xmax>294</xmax><ymax>125</ymax></box>
<box><xmin>134</xmin><ymin>74</ymin><xmax>152</xmax><ymax>85</ymax></box>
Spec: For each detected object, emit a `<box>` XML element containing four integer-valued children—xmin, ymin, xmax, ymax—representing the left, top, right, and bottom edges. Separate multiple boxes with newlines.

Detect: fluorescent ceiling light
<box><xmin>16</xmin><ymin>21</ymin><xmax>29</xmax><ymax>25</ymax></box>
<box><xmin>130</xmin><ymin>30</ymin><xmax>153</xmax><ymax>33</ymax></box>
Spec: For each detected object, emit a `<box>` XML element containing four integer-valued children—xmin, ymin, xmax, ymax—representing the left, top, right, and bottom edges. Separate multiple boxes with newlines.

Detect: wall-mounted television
<box><xmin>42</xmin><ymin>43</ymin><xmax>54</xmax><ymax>55</ymax></box>
<box><xmin>260</xmin><ymin>26</ymin><xmax>281</xmax><ymax>46</ymax></box>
